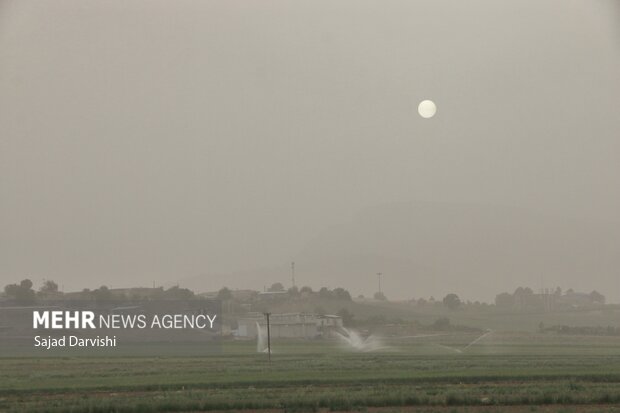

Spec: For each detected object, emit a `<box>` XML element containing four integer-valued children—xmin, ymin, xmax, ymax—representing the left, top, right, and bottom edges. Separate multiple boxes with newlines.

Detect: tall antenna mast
<box><xmin>291</xmin><ymin>261</ymin><xmax>296</xmax><ymax>288</ymax></box>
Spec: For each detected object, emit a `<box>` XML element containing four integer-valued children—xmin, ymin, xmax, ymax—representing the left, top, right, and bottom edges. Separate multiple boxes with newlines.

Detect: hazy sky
<box><xmin>1</xmin><ymin>1</ymin><xmax>619</xmax><ymax>301</ymax></box>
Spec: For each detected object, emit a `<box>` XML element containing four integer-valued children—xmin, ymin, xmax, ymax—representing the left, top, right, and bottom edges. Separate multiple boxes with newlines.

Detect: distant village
<box><xmin>0</xmin><ymin>278</ymin><xmax>611</xmax><ymax>340</ymax></box>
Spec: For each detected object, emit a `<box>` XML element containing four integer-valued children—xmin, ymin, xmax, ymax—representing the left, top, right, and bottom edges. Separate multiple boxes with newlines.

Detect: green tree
<box><xmin>590</xmin><ymin>290</ymin><xmax>605</xmax><ymax>304</ymax></box>
<box><xmin>4</xmin><ymin>279</ymin><xmax>36</xmax><ymax>304</ymax></box>
<box><xmin>300</xmin><ymin>286</ymin><xmax>313</xmax><ymax>294</ymax></box>
<box><xmin>318</xmin><ymin>287</ymin><xmax>332</xmax><ymax>299</ymax></box>
<box><xmin>39</xmin><ymin>280</ymin><xmax>59</xmax><ymax>294</ymax></box>
<box><xmin>287</xmin><ymin>285</ymin><xmax>300</xmax><ymax>297</ymax></box>
<box><xmin>268</xmin><ymin>282</ymin><xmax>285</xmax><ymax>292</ymax></box>
<box><xmin>333</xmin><ymin>287</ymin><xmax>352</xmax><ymax>301</ymax></box>
<box><xmin>495</xmin><ymin>292</ymin><xmax>515</xmax><ymax>308</ymax></box>
<box><xmin>93</xmin><ymin>285</ymin><xmax>112</xmax><ymax>302</ymax></box>
<box><xmin>162</xmin><ymin>285</ymin><xmax>194</xmax><ymax>300</ymax></box>
<box><xmin>217</xmin><ymin>287</ymin><xmax>233</xmax><ymax>301</ymax></box>
<box><xmin>442</xmin><ymin>293</ymin><xmax>461</xmax><ymax>310</ymax></box>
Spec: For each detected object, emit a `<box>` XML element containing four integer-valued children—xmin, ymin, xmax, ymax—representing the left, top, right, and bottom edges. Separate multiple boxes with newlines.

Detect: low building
<box><xmin>109</xmin><ymin>287</ymin><xmax>163</xmax><ymax>299</ymax></box>
<box><xmin>256</xmin><ymin>291</ymin><xmax>289</xmax><ymax>301</ymax></box>
<box><xmin>557</xmin><ymin>292</ymin><xmax>597</xmax><ymax>307</ymax></box>
<box><xmin>237</xmin><ymin>312</ymin><xmax>318</xmax><ymax>339</ymax></box>
<box><xmin>316</xmin><ymin>314</ymin><xmax>344</xmax><ymax>338</ymax></box>
<box><xmin>230</xmin><ymin>289</ymin><xmax>258</xmax><ymax>302</ymax></box>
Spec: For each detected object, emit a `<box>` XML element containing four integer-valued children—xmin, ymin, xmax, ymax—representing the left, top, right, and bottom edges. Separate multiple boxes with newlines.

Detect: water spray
<box><xmin>335</xmin><ymin>327</ymin><xmax>389</xmax><ymax>352</ymax></box>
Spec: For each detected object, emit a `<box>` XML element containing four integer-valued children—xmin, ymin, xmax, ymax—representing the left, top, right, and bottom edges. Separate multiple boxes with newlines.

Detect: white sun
<box><xmin>418</xmin><ymin>100</ymin><xmax>437</xmax><ymax>119</ymax></box>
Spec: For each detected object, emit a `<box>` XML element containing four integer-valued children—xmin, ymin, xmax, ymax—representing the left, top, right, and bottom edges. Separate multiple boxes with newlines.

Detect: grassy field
<box><xmin>2</xmin><ymin>333</ymin><xmax>620</xmax><ymax>413</ymax></box>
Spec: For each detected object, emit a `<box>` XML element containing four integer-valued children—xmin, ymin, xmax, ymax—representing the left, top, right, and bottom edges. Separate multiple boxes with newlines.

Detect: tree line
<box><xmin>1</xmin><ymin>278</ymin><xmax>196</xmax><ymax>304</ymax></box>
<box><xmin>2</xmin><ymin>278</ymin><xmax>608</xmax><ymax>310</ymax></box>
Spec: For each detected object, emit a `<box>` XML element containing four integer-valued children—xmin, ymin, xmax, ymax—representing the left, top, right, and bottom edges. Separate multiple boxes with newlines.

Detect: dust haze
<box><xmin>1</xmin><ymin>0</ymin><xmax>619</xmax><ymax>302</ymax></box>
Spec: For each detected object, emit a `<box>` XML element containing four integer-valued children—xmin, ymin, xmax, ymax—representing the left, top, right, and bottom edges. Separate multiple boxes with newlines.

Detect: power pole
<box><xmin>377</xmin><ymin>272</ymin><xmax>382</xmax><ymax>293</ymax></box>
<box><xmin>291</xmin><ymin>261</ymin><xmax>296</xmax><ymax>288</ymax></box>
<box><xmin>264</xmin><ymin>312</ymin><xmax>271</xmax><ymax>362</ymax></box>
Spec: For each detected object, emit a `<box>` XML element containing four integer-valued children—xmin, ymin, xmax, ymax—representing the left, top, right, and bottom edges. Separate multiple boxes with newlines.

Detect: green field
<box><xmin>2</xmin><ymin>332</ymin><xmax>620</xmax><ymax>413</ymax></box>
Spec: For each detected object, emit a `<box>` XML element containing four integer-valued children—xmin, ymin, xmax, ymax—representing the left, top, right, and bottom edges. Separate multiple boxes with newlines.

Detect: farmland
<box><xmin>2</xmin><ymin>332</ymin><xmax>620</xmax><ymax>413</ymax></box>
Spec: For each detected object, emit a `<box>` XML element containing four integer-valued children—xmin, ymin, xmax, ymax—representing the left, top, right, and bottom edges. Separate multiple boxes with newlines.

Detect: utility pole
<box><xmin>291</xmin><ymin>261</ymin><xmax>296</xmax><ymax>288</ymax></box>
<box><xmin>377</xmin><ymin>272</ymin><xmax>382</xmax><ymax>293</ymax></box>
<box><xmin>264</xmin><ymin>312</ymin><xmax>271</xmax><ymax>362</ymax></box>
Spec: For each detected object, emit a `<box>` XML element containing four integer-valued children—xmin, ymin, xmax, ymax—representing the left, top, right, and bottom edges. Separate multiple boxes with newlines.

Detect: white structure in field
<box><xmin>236</xmin><ymin>312</ymin><xmax>342</xmax><ymax>339</ymax></box>
<box><xmin>316</xmin><ymin>314</ymin><xmax>344</xmax><ymax>338</ymax></box>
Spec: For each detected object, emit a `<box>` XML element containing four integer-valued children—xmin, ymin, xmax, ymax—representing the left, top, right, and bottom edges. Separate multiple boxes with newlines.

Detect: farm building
<box><xmin>236</xmin><ymin>312</ymin><xmax>342</xmax><ymax>339</ymax></box>
<box><xmin>316</xmin><ymin>314</ymin><xmax>344</xmax><ymax>337</ymax></box>
<box><xmin>237</xmin><ymin>312</ymin><xmax>317</xmax><ymax>339</ymax></box>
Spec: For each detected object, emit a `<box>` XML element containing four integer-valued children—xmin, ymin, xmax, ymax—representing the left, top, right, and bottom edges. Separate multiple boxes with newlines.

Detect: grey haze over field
<box><xmin>1</xmin><ymin>1</ymin><xmax>619</xmax><ymax>302</ymax></box>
